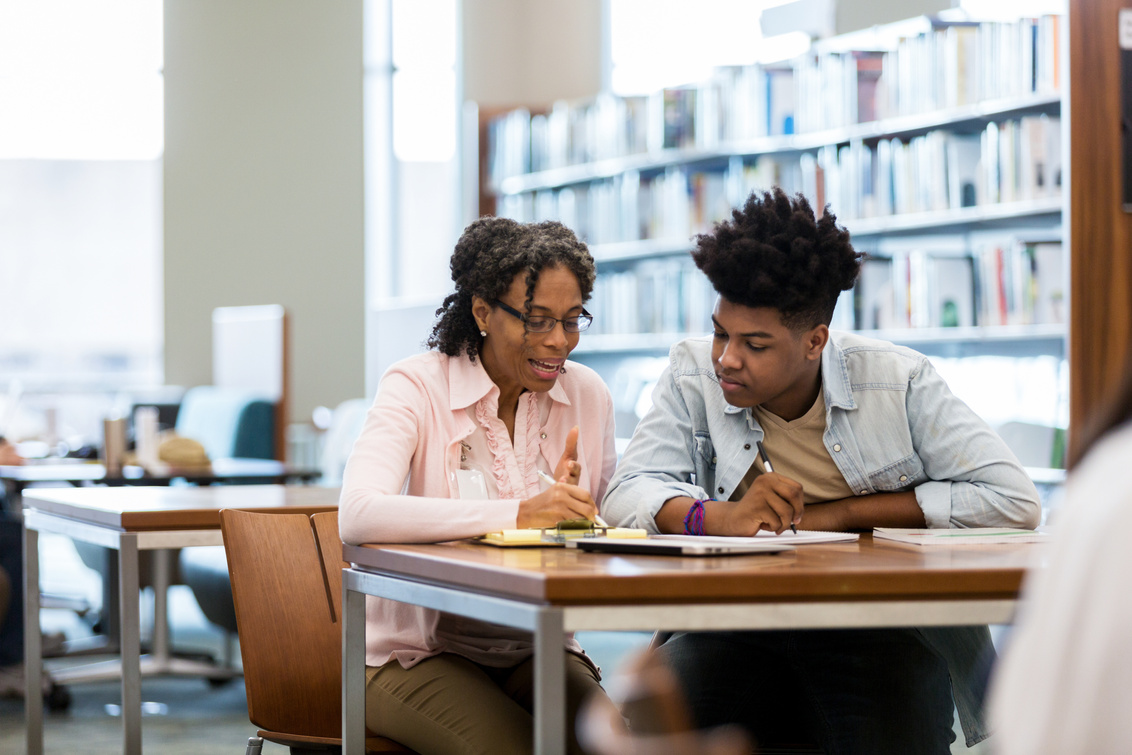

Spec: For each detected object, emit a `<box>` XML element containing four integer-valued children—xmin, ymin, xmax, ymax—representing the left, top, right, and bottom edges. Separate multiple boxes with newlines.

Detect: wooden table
<box><xmin>22</xmin><ymin>485</ymin><xmax>340</xmax><ymax>755</ymax></box>
<box><xmin>341</xmin><ymin>535</ymin><xmax>1046</xmax><ymax>755</ymax></box>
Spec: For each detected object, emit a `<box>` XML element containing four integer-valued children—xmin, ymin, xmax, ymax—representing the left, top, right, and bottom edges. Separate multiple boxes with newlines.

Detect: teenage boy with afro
<box><xmin>602</xmin><ymin>188</ymin><xmax>1040</xmax><ymax>754</ymax></box>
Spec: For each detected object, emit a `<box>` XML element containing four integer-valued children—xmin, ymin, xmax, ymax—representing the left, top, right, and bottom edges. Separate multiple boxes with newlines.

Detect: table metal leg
<box><xmin>151</xmin><ymin>549</ymin><xmax>170</xmax><ymax>662</ymax></box>
<box><xmin>119</xmin><ymin>534</ymin><xmax>142</xmax><ymax>755</ymax></box>
<box><xmin>533</xmin><ymin>609</ymin><xmax>566</xmax><ymax>755</ymax></box>
<box><xmin>342</xmin><ymin>580</ymin><xmax>367</xmax><ymax>755</ymax></box>
<box><xmin>23</xmin><ymin>523</ymin><xmax>42</xmax><ymax>755</ymax></box>
<box><xmin>53</xmin><ymin>543</ymin><xmax>236</xmax><ymax>686</ymax></box>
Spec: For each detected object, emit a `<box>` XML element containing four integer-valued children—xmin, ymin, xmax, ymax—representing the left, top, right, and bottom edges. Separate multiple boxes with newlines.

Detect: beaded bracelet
<box><xmin>683</xmin><ymin>498</ymin><xmax>708</xmax><ymax>536</ymax></box>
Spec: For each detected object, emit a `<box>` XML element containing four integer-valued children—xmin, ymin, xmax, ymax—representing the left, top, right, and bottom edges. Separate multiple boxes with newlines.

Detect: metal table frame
<box><xmin>23</xmin><ymin>509</ymin><xmax>233</xmax><ymax>755</ymax></box>
<box><xmin>20</xmin><ymin>484</ymin><xmax>340</xmax><ymax>754</ymax></box>
<box><xmin>340</xmin><ymin>564</ymin><xmax>1018</xmax><ymax>755</ymax></box>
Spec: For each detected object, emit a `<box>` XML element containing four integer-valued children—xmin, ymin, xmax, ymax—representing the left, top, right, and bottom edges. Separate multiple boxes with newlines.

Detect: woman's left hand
<box><xmin>553</xmin><ymin>426</ymin><xmax>582</xmax><ymax>485</ymax></box>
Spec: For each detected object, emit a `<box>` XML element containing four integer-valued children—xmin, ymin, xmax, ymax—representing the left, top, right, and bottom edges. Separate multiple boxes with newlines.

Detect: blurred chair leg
<box><xmin>245</xmin><ymin>736</ymin><xmax>263</xmax><ymax>755</ymax></box>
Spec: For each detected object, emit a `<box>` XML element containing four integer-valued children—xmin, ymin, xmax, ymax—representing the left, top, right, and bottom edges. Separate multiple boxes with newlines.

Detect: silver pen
<box><xmin>757</xmin><ymin>440</ymin><xmax>797</xmax><ymax>534</ymax></box>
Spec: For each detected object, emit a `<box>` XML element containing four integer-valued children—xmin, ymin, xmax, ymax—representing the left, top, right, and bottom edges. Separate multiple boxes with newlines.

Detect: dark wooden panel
<box><xmin>1070</xmin><ymin>0</ymin><xmax>1132</xmax><ymax>462</ymax></box>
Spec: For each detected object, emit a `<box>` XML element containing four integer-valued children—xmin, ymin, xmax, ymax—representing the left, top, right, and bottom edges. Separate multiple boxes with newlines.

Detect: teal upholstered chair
<box><xmin>174</xmin><ymin>386</ymin><xmax>277</xmax><ymax>461</ymax></box>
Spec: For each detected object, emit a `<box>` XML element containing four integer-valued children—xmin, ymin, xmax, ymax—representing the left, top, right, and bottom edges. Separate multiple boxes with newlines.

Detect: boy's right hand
<box><xmin>725</xmin><ymin>472</ymin><xmax>804</xmax><ymax>535</ymax></box>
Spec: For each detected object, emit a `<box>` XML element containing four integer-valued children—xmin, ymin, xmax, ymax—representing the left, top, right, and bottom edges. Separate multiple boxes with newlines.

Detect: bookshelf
<box><xmin>481</xmin><ymin>13</ymin><xmax>1067</xmax><ymax>446</ymax></box>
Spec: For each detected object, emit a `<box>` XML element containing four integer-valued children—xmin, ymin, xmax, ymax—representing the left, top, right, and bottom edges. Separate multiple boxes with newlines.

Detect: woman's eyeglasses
<box><xmin>493</xmin><ymin>300</ymin><xmax>593</xmax><ymax>334</ymax></box>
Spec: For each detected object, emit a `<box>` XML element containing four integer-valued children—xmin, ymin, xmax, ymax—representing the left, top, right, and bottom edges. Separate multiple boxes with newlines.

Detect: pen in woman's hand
<box><xmin>538</xmin><ymin>469</ymin><xmax>610</xmax><ymax>527</ymax></box>
<box><xmin>757</xmin><ymin>440</ymin><xmax>797</xmax><ymax>534</ymax></box>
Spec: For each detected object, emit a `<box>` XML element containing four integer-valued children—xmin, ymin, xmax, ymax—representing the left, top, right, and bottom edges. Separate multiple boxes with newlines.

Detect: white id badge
<box><xmin>454</xmin><ymin>467</ymin><xmax>488</xmax><ymax>499</ymax></box>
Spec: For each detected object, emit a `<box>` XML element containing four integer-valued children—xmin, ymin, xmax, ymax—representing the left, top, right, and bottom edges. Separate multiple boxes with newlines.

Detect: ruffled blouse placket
<box><xmin>473</xmin><ymin>390</ymin><xmax>544</xmax><ymax>500</ymax></box>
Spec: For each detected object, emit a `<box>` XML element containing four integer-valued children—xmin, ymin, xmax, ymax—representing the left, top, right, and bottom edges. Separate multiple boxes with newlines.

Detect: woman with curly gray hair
<box><xmin>340</xmin><ymin>216</ymin><xmax>616</xmax><ymax>754</ymax></box>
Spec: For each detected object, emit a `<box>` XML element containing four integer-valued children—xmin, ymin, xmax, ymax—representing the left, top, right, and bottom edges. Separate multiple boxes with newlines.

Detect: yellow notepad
<box><xmin>479</xmin><ymin>526</ymin><xmax>648</xmax><ymax>547</ymax></box>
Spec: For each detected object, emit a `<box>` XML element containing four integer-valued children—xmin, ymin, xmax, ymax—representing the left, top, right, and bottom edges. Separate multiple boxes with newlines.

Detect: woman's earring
<box><xmin>480</xmin><ymin>330</ymin><xmax>487</xmax><ymax>337</ymax></box>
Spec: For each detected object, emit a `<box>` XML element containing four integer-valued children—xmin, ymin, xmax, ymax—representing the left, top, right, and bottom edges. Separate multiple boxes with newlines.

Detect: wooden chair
<box><xmin>220</xmin><ymin>508</ymin><xmax>415</xmax><ymax>754</ymax></box>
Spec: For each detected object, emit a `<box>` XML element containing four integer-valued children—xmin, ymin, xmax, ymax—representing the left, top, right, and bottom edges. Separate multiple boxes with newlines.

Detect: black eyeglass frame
<box><xmin>492</xmin><ymin>300</ymin><xmax>594</xmax><ymax>334</ymax></box>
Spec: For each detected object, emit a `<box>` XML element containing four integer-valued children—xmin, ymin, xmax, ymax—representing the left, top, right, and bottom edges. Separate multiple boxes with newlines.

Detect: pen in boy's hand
<box><xmin>538</xmin><ymin>469</ymin><xmax>610</xmax><ymax>527</ymax></box>
<box><xmin>757</xmin><ymin>440</ymin><xmax>797</xmax><ymax>534</ymax></box>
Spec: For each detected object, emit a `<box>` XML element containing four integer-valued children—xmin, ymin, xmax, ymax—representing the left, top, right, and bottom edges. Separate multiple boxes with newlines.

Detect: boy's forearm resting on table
<box><xmin>655</xmin><ymin>490</ymin><xmax>925</xmax><ymax>534</ymax></box>
<box><xmin>800</xmin><ymin>491</ymin><xmax>924</xmax><ymax>531</ymax></box>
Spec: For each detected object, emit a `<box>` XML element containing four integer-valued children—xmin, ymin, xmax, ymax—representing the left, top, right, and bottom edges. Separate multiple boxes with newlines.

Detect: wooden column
<box><xmin>1069</xmin><ymin>0</ymin><xmax>1132</xmax><ymax>462</ymax></box>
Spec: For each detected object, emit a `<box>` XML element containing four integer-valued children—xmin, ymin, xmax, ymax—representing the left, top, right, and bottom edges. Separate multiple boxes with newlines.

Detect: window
<box><xmin>364</xmin><ymin>0</ymin><xmax>461</xmax><ymax>304</ymax></box>
<box><xmin>609</xmin><ymin>0</ymin><xmax>792</xmax><ymax>95</ymax></box>
<box><xmin>0</xmin><ymin>0</ymin><xmax>163</xmax><ymax>445</ymax></box>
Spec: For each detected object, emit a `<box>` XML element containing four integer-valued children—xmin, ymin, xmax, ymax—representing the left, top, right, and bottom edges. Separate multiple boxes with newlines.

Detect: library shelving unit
<box><xmin>484</xmin><ymin>13</ymin><xmax>1067</xmax><ymax>373</ymax></box>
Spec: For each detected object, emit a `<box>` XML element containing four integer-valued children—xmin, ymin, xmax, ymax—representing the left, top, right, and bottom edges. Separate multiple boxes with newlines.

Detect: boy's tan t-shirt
<box><xmin>730</xmin><ymin>384</ymin><xmax>855</xmax><ymax>504</ymax></box>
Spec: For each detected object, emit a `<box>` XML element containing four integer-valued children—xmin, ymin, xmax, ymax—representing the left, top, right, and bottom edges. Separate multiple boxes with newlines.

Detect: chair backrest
<box><xmin>220</xmin><ymin>508</ymin><xmax>343</xmax><ymax>738</ymax></box>
<box><xmin>319</xmin><ymin>398</ymin><xmax>369</xmax><ymax>486</ymax></box>
<box><xmin>177</xmin><ymin>386</ymin><xmax>276</xmax><ymax>460</ymax></box>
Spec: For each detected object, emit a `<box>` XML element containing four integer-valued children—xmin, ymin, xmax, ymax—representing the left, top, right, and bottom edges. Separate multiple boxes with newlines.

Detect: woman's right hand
<box><xmin>517</xmin><ymin>482</ymin><xmax>598</xmax><ymax>529</ymax></box>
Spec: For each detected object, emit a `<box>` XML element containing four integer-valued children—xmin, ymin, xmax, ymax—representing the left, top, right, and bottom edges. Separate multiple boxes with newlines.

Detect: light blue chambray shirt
<box><xmin>601</xmin><ymin>331</ymin><xmax>1041</xmax><ymax>746</ymax></box>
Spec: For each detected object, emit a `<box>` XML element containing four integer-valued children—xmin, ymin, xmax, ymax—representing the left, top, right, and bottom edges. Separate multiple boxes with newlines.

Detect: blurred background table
<box><xmin>23</xmin><ymin>484</ymin><xmax>340</xmax><ymax>755</ymax></box>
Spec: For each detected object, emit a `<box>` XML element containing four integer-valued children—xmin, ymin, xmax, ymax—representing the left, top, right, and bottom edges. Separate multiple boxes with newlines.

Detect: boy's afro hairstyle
<box><xmin>692</xmin><ymin>187</ymin><xmax>864</xmax><ymax>330</ymax></box>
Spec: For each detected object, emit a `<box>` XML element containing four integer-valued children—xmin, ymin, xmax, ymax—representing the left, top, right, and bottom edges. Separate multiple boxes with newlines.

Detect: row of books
<box><xmin>853</xmin><ymin>241</ymin><xmax>1065</xmax><ymax>331</ymax></box>
<box><xmin>583</xmin><ymin>241</ymin><xmax>1064</xmax><ymax>337</ymax></box>
<box><xmin>486</xmin><ymin>15</ymin><xmax>1062</xmax><ymax>184</ymax></box>
<box><xmin>807</xmin><ymin>114</ymin><xmax>1062</xmax><ymax>221</ymax></box>
<box><xmin>496</xmin><ymin>165</ymin><xmax>735</xmax><ymax>247</ymax></box>
<box><xmin>796</xmin><ymin>15</ymin><xmax>1061</xmax><ymax>132</ymax></box>
<box><xmin>497</xmin><ymin>115</ymin><xmax>1061</xmax><ymax>245</ymax></box>
<box><xmin>588</xmin><ymin>259</ymin><xmax>717</xmax><ymax>337</ymax></box>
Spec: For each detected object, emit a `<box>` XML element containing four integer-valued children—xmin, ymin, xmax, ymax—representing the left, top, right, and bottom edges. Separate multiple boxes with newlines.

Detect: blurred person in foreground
<box><xmin>990</xmin><ymin>359</ymin><xmax>1132</xmax><ymax>754</ymax></box>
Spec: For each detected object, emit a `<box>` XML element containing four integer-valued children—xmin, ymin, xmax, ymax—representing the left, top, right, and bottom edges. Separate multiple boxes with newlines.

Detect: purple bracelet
<box><xmin>683</xmin><ymin>499</ymin><xmax>708</xmax><ymax>536</ymax></box>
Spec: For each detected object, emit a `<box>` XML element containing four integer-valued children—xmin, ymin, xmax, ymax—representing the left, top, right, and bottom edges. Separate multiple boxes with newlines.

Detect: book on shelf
<box><xmin>546</xmin><ymin>101</ymin><xmax>570</xmax><ymax>170</ymax></box>
<box><xmin>487</xmin><ymin>108</ymin><xmax>531</xmax><ymax>185</ymax></box>
<box><xmin>795</xmin><ymin>50</ymin><xmax>884</xmax><ymax>133</ymax></box>
<box><xmin>766</xmin><ymin>65</ymin><xmax>795</xmax><ymax>136</ymax></box>
<box><xmin>855</xmin><ymin>256</ymin><xmax>897</xmax><ymax>330</ymax></box>
<box><xmin>945</xmin><ymin>132</ymin><xmax>981</xmax><ymax>209</ymax></box>
<box><xmin>974</xmin><ymin>240</ymin><xmax>1064</xmax><ymax>327</ymax></box>
<box><xmin>650</xmin><ymin>86</ymin><xmax>698</xmax><ymax>151</ymax></box>
<box><xmin>914</xmin><ymin>252</ymin><xmax>976</xmax><ymax>328</ymax></box>
<box><xmin>978</xmin><ymin>241</ymin><xmax>1064</xmax><ymax>325</ymax></box>
<box><xmin>1025</xmin><ymin>241</ymin><xmax>1066</xmax><ymax>325</ymax></box>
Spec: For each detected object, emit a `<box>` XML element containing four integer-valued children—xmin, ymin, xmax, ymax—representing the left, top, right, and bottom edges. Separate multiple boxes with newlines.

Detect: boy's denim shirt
<box><xmin>602</xmin><ymin>331</ymin><xmax>1041</xmax><ymax>746</ymax></box>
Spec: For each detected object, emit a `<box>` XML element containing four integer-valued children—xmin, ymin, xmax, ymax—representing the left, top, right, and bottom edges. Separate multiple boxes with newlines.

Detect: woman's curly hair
<box><xmin>428</xmin><ymin>217</ymin><xmax>596</xmax><ymax>361</ymax></box>
<box><xmin>691</xmin><ymin>187</ymin><xmax>864</xmax><ymax>331</ymax></box>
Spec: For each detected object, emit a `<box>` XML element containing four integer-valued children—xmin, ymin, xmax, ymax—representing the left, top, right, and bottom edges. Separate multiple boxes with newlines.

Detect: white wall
<box><xmin>163</xmin><ymin>0</ymin><xmax>366</xmax><ymax>424</ymax></box>
<box><xmin>463</xmin><ymin>0</ymin><xmax>604</xmax><ymax>107</ymax></box>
